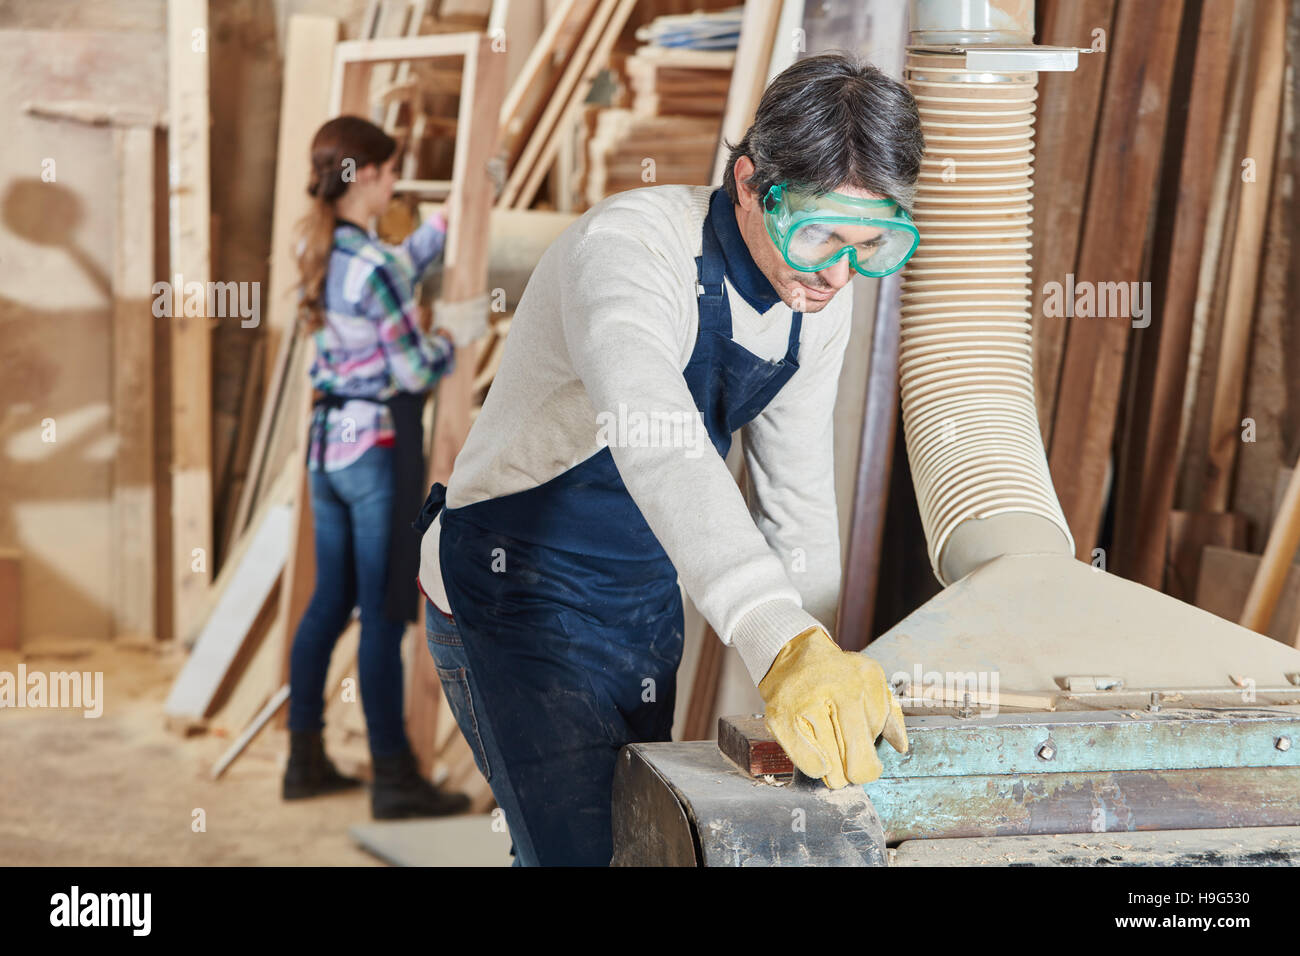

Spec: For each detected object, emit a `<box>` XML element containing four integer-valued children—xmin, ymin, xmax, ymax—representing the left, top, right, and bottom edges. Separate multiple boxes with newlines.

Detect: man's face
<box><xmin>732</xmin><ymin>155</ymin><xmax>880</xmax><ymax>313</ymax></box>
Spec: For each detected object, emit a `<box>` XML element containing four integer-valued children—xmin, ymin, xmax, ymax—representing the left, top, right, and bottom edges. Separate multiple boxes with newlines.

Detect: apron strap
<box><xmin>308</xmin><ymin>392</ymin><xmax>349</xmax><ymax>471</ymax></box>
<box><xmin>785</xmin><ymin>310</ymin><xmax>803</xmax><ymax>359</ymax></box>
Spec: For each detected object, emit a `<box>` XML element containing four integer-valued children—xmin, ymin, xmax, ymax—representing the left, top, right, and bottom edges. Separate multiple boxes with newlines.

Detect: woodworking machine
<box><xmin>612</xmin><ymin>555</ymin><xmax>1300</xmax><ymax>865</ymax></box>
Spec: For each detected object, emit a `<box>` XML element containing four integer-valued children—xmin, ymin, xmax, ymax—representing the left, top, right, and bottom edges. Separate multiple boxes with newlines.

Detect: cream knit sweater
<box><xmin>418</xmin><ymin>184</ymin><xmax>853</xmax><ymax>684</ymax></box>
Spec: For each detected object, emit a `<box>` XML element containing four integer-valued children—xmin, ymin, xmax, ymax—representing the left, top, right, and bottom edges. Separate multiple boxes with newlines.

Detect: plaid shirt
<box><xmin>306</xmin><ymin>217</ymin><xmax>454</xmax><ymax>472</ymax></box>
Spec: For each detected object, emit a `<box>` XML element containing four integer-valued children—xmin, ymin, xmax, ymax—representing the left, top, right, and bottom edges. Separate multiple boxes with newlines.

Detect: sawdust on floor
<box><xmin>0</xmin><ymin>640</ymin><xmax>380</xmax><ymax>866</ymax></box>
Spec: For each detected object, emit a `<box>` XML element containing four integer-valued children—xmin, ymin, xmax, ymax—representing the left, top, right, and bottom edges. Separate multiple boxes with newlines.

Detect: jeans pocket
<box><xmin>424</xmin><ymin>597</ymin><xmax>462</xmax><ymax>646</ymax></box>
<box><xmin>433</xmin><ymin>665</ymin><xmax>492</xmax><ymax>782</ymax></box>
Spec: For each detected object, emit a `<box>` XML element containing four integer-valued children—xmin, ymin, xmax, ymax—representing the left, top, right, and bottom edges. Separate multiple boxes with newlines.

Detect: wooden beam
<box><xmin>1111</xmin><ymin>0</ymin><xmax>1236</xmax><ymax>587</ymax></box>
<box><xmin>710</xmin><ymin>0</ymin><xmax>781</xmax><ymax>184</ymax></box>
<box><xmin>167</xmin><ymin>0</ymin><xmax>214</xmax><ymax>644</ymax></box>
<box><xmin>512</xmin><ymin>0</ymin><xmax>637</xmax><ymax>210</ymax></box>
<box><xmin>498</xmin><ymin>0</ymin><xmax>584</xmax><ymax>159</ymax></box>
<box><xmin>1046</xmin><ymin>0</ymin><xmax>1186</xmax><ymax>558</ymax></box>
<box><xmin>112</xmin><ymin>125</ymin><xmax>157</xmax><ymax>642</ymax></box>
<box><xmin>164</xmin><ymin>499</ymin><xmax>292</xmax><ymax>726</ymax></box>
<box><xmin>0</xmin><ymin>552</ymin><xmax>19</xmax><ymax>651</ymax></box>
<box><xmin>412</xmin><ymin>35</ymin><xmax>506</xmax><ymax>773</ymax></box>
<box><xmin>1240</xmin><ymin>453</ymin><xmax>1300</xmax><ymax>633</ymax></box>
<box><xmin>1200</xmin><ymin>0</ymin><xmax>1286</xmax><ymax>513</ymax></box>
<box><xmin>211</xmin><ymin>684</ymin><xmax>290</xmax><ymax>779</ymax></box>
<box><xmin>264</xmin><ymin>15</ymin><xmax>338</xmax><ymax>398</ymax></box>
<box><xmin>1029</xmin><ymin>0</ymin><xmax>1116</xmax><ymax>443</ymax></box>
<box><xmin>681</xmin><ymin>625</ymin><xmax>723</xmax><ymax>741</ymax></box>
<box><xmin>837</xmin><ymin>272</ymin><xmax>901</xmax><ymax>652</ymax></box>
<box><xmin>1166</xmin><ymin>508</ymin><xmax>1249</xmax><ymax>603</ymax></box>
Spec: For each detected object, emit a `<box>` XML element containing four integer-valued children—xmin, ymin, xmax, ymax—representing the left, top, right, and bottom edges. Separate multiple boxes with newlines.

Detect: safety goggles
<box><xmin>762</xmin><ymin>183</ymin><xmax>920</xmax><ymax>278</ymax></box>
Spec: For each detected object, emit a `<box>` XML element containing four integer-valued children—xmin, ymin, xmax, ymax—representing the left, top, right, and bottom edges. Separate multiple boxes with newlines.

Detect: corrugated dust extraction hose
<box><xmin>900</xmin><ymin>51</ymin><xmax>1075</xmax><ymax>584</ymax></box>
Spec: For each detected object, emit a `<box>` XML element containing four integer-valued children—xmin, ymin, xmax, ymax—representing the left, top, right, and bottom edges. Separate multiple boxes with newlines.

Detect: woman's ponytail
<box><xmin>293</xmin><ymin>116</ymin><xmax>401</xmax><ymax>332</ymax></box>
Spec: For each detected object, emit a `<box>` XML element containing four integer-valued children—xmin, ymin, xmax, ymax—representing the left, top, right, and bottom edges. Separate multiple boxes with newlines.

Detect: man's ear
<box><xmin>733</xmin><ymin>155</ymin><xmax>757</xmax><ymax>209</ymax></box>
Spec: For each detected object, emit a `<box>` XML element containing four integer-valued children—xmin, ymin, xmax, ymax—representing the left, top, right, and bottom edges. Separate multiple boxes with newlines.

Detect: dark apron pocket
<box><xmin>434</xmin><ymin>665</ymin><xmax>492</xmax><ymax>781</ymax></box>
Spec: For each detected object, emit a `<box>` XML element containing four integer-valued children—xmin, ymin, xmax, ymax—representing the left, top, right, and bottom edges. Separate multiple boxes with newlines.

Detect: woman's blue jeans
<box><xmin>287</xmin><ymin>445</ymin><xmax>409</xmax><ymax>758</ymax></box>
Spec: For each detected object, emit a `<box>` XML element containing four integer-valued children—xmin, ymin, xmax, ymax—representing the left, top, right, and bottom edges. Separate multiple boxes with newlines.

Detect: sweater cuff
<box><xmin>730</xmin><ymin>599</ymin><xmax>825</xmax><ymax>685</ymax></box>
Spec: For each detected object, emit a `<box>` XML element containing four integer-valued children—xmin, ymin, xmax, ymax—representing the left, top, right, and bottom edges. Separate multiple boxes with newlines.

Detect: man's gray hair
<box><xmin>722</xmin><ymin>52</ymin><xmax>924</xmax><ymax>212</ymax></box>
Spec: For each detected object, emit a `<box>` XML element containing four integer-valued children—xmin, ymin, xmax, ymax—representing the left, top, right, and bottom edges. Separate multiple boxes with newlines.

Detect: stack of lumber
<box><xmin>585</xmin><ymin>10</ymin><xmax>738</xmax><ymax>205</ymax></box>
<box><xmin>625</xmin><ymin>46</ymin><xmax>734</xmax><ymax>116</ymax></box>
<box><xmin>496</xmin><ymin>0</ymin><xmax>639</xmax><ymax>210</ymax></box>
<box><xmin>586</xmin><ymin>107</ymin><xmax>721</xmax><ymax>200</ymax></box>
<box><xmin>633</xmin><ymin>6</ymin><xmax>742</xmax><ymax>49</ymax></box>
<box><xmin>1021</xmin><ymin>0</ymin><xmax>1300</xmax><ymax>648</ymax></box>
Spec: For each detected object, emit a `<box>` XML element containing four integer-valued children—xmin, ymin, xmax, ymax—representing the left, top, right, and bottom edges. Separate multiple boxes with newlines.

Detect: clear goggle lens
<box><xmin>764</xmin><ymin>184</ymin><xmax>919</xmax><ymax>278</ymax></box>
<box><xmin>785</xmin><ymin>219</ymin><xmax>918</xmax><ymax>274</ymax></box>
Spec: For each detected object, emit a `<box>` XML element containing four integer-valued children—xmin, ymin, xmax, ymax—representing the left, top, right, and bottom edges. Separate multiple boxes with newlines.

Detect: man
<box><xmin>415</xmin><ymin>53</ymin><xmax>925</xmax><ymax>865</ymax></box>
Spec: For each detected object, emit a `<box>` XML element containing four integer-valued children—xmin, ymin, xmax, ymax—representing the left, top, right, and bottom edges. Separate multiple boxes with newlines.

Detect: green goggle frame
<box><xmin>762</xmin><ymin>182</ymin><xmax>920</xmax><ymax>278</ymax></box>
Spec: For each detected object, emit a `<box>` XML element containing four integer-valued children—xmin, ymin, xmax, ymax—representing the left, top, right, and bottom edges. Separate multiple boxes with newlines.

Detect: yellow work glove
<box><xmin>758</xmin><ymin>626</ymin><xmax>908</xmax><ymax>789</ymax></box>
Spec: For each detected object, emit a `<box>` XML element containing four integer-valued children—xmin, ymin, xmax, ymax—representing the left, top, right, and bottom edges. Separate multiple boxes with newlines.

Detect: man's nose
<box><xmin>820</xmin><ymin>257</ymin><xmax>852</xmax><ymax>289</ymax></box>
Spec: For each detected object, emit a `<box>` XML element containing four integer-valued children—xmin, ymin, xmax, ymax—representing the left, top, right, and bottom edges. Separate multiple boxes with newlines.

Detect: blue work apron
<box><xmin>415</xmin><ymin>188</ymin><xmax>803</xmax><ymax>865</ymax></box>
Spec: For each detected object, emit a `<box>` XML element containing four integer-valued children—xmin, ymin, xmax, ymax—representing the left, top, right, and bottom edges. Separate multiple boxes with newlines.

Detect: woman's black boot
<box><xmin>283</xmin><ymin>730</ymin><xmax>364</xmax><ymax>800</ymax></box>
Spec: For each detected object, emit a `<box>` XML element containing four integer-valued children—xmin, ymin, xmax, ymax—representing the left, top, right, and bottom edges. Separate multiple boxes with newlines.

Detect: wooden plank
<box><xmin>167</xmin><ymin>0</ymin><xmax>215</xmax><ymax>645</ymax></box>
<box><xmin>1046</xmin><ymin>0</ymin><xmax>1186</xmax><ymax>558</ymax></box>
<box><xmin>111</xmin><ymin>125</ymin><xmax>157</xmax><ymax>642</ymax></box>
<box><xmin>272</xmin><ymin>413</ymin><xmax>315</xmax><ymax>730</ymax></box>
<box><xmin>1166</xmin><ymin>508</ymin><xmax>1250</xmax><ymax>602</ymax></box>
<box><xmin>681</xmin><ymin>626</ymin><xmax>723</xmax><ymax>741</ymax></box>
<box><xmin>710</xmin><ymin>0</ymin><xmax>782</xmax><ymax>184</ymax></box>
<box><xmin>207</xmin><ymin>604</ymin><xmax>282</xmax><ymax>736</ymax></box>
<box><xmin>411</xmin><ymin>36</ymin><xmax>506</xmax><ymax>773</ymax></box>
<box><xmin>498</xmin><ymin>0</ymin><xmax>586</xmax><ymax>159</ymax></box>
<box><xmin>511</xmin><ymin>0</ymin><xmax>637</xmax><ymax>209</ymax></box>
<box><xmin>230</xmin><ymin>325</ymin><xmax>302</xmax><ymax>547</ymax></box>
<box><xmin>1111</xmin><ymin>0</ymin><xmax>1236</xmax><ymax>587</ymax></box>
<box><xmin>717</xmin><ymin>714</ymin><xmax>794</xmax><ymax>778</ymax></box>
<box><xmin>215</xmin><ymin>334</ymin><xmax>265</xmax><ymax>561</ymax></box>
<box><xmin>1029</xmin><ymin>0</ymin><xmax>1116</xmax><ymax>443</ymax></box>
<box><xmin>1174</xmin><ymin>3</ymin><xmax>1256</xmax><ymax>508</ymax></box>
<box><xmin>0</xmin><ymin>552</ymin><xmax>19</xmax><ymax>651</ymax></box>
<box><xmin>164</xmin><ymin>502</ymin><xmax>292</xmax><ymax>724</ymax></box>
<box><xmin>838</xmin><ymin>272</ymin><xmax>901</xmax><ymax>652</ymax></box>
<box><xmin>1200</xmin><ymin>0</ymin><xmax>1287</xmax><ymax>513</ymax></box>
<box><xmin>264</xmin><ymin>15</ymin><xmax>337</xmax><ymax>399</ymax></box>
<box><xmin>211</xmin><ymin>684</ymin><xmax>290</xmax><ymax>779</ymax></box>
<box><xmin>1197</xmin><ymin>545</ymin><xmax>1300</xmax><ymax>645</ymax></box>
<box><xmin>428</xmin><ymin>34</ymin><xmax>508</xmax><ymax>480</ymax></box>
<box><xmin>1240</xmin><ymin>454</ymin><xmax>1300</xmax><ymax>632</ymax></box>
<box><xmin>499</xmin><ymin>0</ymin><xmax>624</xmax><ymax>208</ymax></box>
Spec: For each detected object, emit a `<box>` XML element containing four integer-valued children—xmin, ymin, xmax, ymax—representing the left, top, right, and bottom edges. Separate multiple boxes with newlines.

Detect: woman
<box><xmin>284</xmin><ymin>115</ymin><xmax>471</xmax><ymax>819</ymax></box>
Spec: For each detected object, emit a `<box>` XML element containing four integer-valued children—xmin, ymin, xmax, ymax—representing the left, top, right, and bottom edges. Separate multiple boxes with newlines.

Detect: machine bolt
<box><xmin>1036</xmin><ymin>739</ymin><xmax>1056</xmax><ymax>761</ymax></box>
<box><xmin>957</xmin><ymin>693</ymin><xmax>974</xmax><ymax>719</ymax></box>
<box><xmin>1148</xmin><ymin>692</ymin><xmax>1161</xmax><ymax>713</ymax></box>
<box><xmin>1277</xmin><ymin>736</ymin><xmax>1293</xmax><ymax>752</ymax></box>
